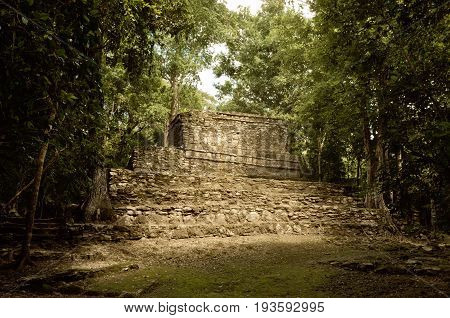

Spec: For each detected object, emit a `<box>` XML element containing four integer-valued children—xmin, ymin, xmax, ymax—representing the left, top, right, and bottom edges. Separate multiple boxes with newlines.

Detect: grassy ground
<box><xmin>1</xmin><ymin>234</ymin><xmax>449</xmax><ymax>297</ymax></box>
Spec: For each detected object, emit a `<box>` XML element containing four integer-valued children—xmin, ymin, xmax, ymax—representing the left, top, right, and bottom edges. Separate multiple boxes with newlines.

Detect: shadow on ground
<box><xmin>1</xmin><ymin>235</ymin><xmax>449</xmax><ymax>297</ymax></box>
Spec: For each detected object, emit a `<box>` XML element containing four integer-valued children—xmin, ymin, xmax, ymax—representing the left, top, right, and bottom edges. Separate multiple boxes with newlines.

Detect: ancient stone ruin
<box><xmin>108</xmin><ymin>111</ymin><xmax>388</xmax><ymax>240</ymax></box>
<box><xmin>135</xmin><ymin>111</ymin><xmax>302</xmax><ymax>178</ymax></box>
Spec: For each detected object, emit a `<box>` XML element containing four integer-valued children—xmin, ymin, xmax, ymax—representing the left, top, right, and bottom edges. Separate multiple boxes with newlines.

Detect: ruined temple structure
<box><xmin>135</xmin><ymin>111</ymin><xmax>302</xmax><ymax>178</ymax></box>
<box><xmin>0</xmin><ymin>111</ymin><xmax>388</xmax><ymax>243</ymax></box>
<box><xmin>106</xmin><ymin>111</ymin><xmax>389</xmax><ymax>240</ymax></box>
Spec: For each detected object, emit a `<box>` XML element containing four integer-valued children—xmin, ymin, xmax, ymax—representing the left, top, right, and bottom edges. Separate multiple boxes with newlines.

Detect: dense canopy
<box><xmin>0</xmin><ymin>0</ymin><xmax>448</xmax><ymax>268</ymax></box>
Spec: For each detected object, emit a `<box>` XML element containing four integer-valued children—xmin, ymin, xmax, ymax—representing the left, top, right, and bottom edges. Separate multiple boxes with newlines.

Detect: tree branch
<box><xmin>1</xmin><ymin>147</ymin><xmax>66</xmax><ymax>213</ymax></box>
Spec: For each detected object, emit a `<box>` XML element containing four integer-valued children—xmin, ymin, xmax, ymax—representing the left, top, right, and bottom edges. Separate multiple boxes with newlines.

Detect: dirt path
<box><xmin>1</xmin><ymin>234</ymin><xmax>449</xmax><ymax>297</ymax></box>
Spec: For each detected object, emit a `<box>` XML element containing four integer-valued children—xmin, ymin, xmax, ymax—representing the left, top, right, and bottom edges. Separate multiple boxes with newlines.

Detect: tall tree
<box><xmin>156</xmin><ymin>0</ymin><xmax>228</xmax><ymax>145</ymax></box>
<box><xmin>0</xmin><ymin>0</ymin><xmax>104</xmax><ymax>267</ymax></box>
<box><xmin>216</xmin><ymin>0</ymin><xmax>311</xmax><ymax>116</ymax></box>
<box><xmin>309</xmin><ymin>0</ymin><xmax>449</xmax><ymax>225</ymax></box>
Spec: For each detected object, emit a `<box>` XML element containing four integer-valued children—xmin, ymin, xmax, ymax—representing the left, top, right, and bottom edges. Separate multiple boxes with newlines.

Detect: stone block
<box><xmin>246</xmin><ymin>212</ymin><xmax>260</xmax><ymax>222</ymax></box>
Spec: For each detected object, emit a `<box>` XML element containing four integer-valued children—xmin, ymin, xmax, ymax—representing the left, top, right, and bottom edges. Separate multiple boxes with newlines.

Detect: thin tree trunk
<box><xmin>169</xmin><ymin>75</ymin><xmax>179</xmax><ymax>120</ymax></box>
<box><xmin>317</xmin><ymin>130</ymin><xmax>326</xmax><ymax>182</ymax></box>
<box><xmin>116</xmin><ymin>124</ymin><xmax>133</xmax><ymax>164</ymax></box>
<box><xmin>362</xmin><ymin>116</ymin><xmax>379</xmax><ymax>208</ymax></box>
<box><xmin>430</xmin><ymin>199</ymin><xmax>436</xmax><ymax>230</ymax></box>
<box><xmin>17</xmin><ymin>140</ymin><xmax>49</xmax><ymax>269</ymax></box>
<box><xmin>397</xmin><ymin>148</ymin><xmax>411</xmax><ymax>221</ymax></box>
<box><xmin>365</xmin><ymin>157</ymin><xmax>378</xmax><ymax>208</ymax></box>
<box><xmin>356</xmin><ymin>157</ymin><xmax>361</xmax><ymax>186</ymax></box>
<box><xmin>164</xmin><ymin>74</ymin><xmax>180</xmax><ymax>147</ymax></box>
<box><xmin>3</xmin><ymin>149</ymin><xmax>63</xmax><ymax>214</ymax></box>
<box><xmin>375</xmin><ymin>126</ymin><xmax>392</xmax><ymax>207</ymax></box>
<box><xmin>163</xmin><ymin>119</ymin><xmax>170</xmax><ymax>147</ymax></box>
<box><xmin>317</xmin><ymin>148</ymin><xmax>322</xmax><ymax>182</ymax></box>
<box><xmin>17</xmin><ymin>102</ymin><xmax>56</xmax><ymax>270</ymax></box>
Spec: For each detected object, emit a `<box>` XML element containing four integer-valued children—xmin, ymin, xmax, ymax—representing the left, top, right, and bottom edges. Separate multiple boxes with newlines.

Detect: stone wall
<box><xmin>169</xmin><ymin>111</ymin><xmax>291</xmax><ymax>159</ymax></box>
<box><xmin>108</xmin><ymin>169</ymin><xmax>389</xmax><ymax>239</ymax></box>
<box><xmin>133</xmin><ymin>146</ymin><xmax>301</xmax><ymax>179</ymax></box>
<box><xmin>145</xmin><ymin>111</ymin><xmax>302</xmax><ymax>178</ymax></box>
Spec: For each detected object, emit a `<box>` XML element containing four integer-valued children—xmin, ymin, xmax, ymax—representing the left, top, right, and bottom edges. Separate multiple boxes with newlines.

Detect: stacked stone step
<box><xmin>0</xmin><ymin>217</ymin><xmax>67</xmax><ymax>246</ymax></box>
<box><xmin>109</xmin><ymin>169</ymin><xmax>389</xmax><ymax>239</ymax></box>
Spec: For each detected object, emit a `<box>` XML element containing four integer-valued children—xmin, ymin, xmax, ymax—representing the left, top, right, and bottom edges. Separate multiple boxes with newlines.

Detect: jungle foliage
<box><xmin>215</xmin><ymin>0</ymin><xmax>449</xmax><ymax>229</ymax></box>
<box><xmin>0</xmin><ymin>0</ymin><xmax>448</xmax><ymax>259</ymax></box>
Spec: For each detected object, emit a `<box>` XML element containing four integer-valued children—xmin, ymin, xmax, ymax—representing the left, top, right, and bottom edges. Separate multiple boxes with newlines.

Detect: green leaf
<box><xmin>36</xmin><ymin>12</ymin><xmax>49</xmax><ymax>21</ymax></box>
<box><xmin>60</xmin><ymin>90</ymin><xmax>78</xmax><ymax>103</ymax></box>
<box><xmin>56</xmin><ymin>48</ymin><xmax>66</xmax><ymax>58</ymax></box>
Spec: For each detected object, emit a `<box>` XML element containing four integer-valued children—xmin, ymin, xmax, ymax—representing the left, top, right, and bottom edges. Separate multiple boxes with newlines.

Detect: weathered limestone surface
<box><xmin>136</xmin><ymin>111</ymin><xmax>302</xmax><ymax>178</ymax></box>
<box><xmin>109</xmin><ymin>169</ymin><xmax>389</xmax><ymax>239</ymax></box>
<box><xmin>169</xmin><ymin>111</ymin><xmax>291</xmax><ymax>159</ymax></box>
<box><xmin>106</xmin><ymin>111</ymin><xmax>389</xmax><ymax>240</ymax></box>
<box><xmin>134</xmin><ymin>146</ymin><xmax>301</xmax><ymax>179</ymax></box>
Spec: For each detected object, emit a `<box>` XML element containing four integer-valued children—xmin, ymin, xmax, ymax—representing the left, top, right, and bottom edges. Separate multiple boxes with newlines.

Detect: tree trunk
<box><xmin>317</xmin><ymin>130</ymin><xmax>326</xmax><ymax>182</ymax></box>
<box><xmin>362</xmin><ymin>115</ymin><xmax>380</xmax><ymax>208</ymax></box>
<box><xmin>3</xmin><ymin>149</ymin><xmax>63</xmax><ymax>216</ymax></box>
<box><xmin>317</xmin><ymin>148</ymin><xmax>322</xmax><ymax>182</ymax></box>
<box><xmin>83</xmin><ymin>167</ymin><xmax>112</xmax><ymax>222</ymax></box>
<box><xmin>17</xmin><ymin>103</ymin><xmax>56</xmax><ymax>270</ymax></box>
<box><xmin>376</xmin><ymin>127</ymin><xmax>393</xmax><ymax>208</ymax></box>
<box><xmin>169</xmin><ymin>75</ymin><xmax>180</xmax><ymax>121</ymax></box>
<box><xmin>430</xmin><ymin>199</ymin><xmax>437</xmax><ymax>230</ymax></box>
<box><xmin>397</xmin><ymin>148</ymin><xmax>411</xmax><ymax>220</ymax></box>
<box><xmin>356</xmin><ymin>157</ymin><xmax>361</xmax><ymax>186</ymax></box>
<box><xmin>164</xmin><ymin>74</ymin><xmax>180</xmax><ymax>147</ymax></box>
<box><xmin>365</xmin><ymin>157</ymin><xmax>379</xmax><ymax>208</ymax></box>
<box><xmin>116</xmin><ymin>124</ymin><xmax>134</xmax><ymax>164</ymax></box>
<box><xmin>163</xmin><ymin>119</ymin><xmax>170</xmax><ymax>147</ymax></box>
<box><xmin>362</xmin><ymin>115</ymin><xmax>398</xmax><ymax>233</ymax></box>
